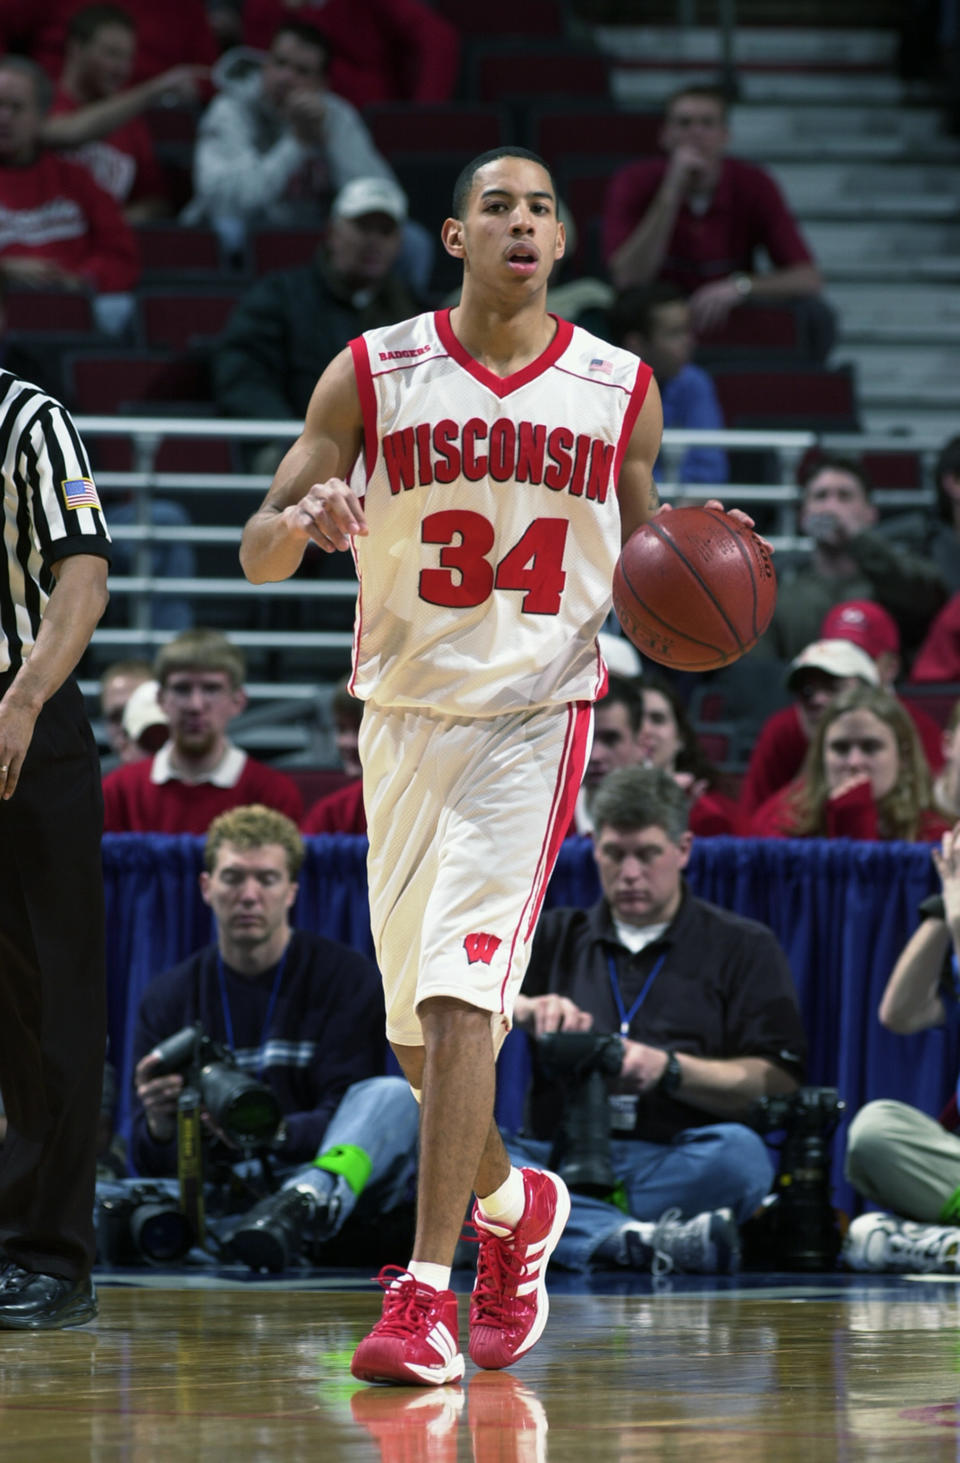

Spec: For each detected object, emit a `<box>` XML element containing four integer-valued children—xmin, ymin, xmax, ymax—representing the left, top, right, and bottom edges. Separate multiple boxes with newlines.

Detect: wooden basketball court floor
<box><xmin>2</xmin><ymin>1269</ymin><xmax>960</xmax><ymax>1462</ymax></box>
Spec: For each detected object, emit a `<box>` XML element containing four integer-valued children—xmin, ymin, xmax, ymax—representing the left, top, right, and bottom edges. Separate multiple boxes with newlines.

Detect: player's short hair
<box><xmin>451</xmin><ymin>148</ymin><xmax>557</xmax><ymax>220</ymax></box>
<box><xmin>67</xmin><ymin>4</ymin><xmax>136</xmax><ymax>46</ymax></box>
<box><xmin>0</xmin><ymin>56</ymin><xmax>53</xmax><ymax>114</ymax></box>
<box><xmin>591</xmin><ymin>766</ymin><xmax>690</xmax><ymax>844</ymax></box>
<box><xmin>608</xmin><ymin>283</ymin><xmax>689</xmax><ymax>344</ymax></box>
<box><xmin>204</xmin><ymin>804</ymin><xmax>305</xmax><ymax>879</ymax></box>
<box><xmin>799</xmin><ymin>452</ymin><xmax>873</xmax><ymax>501</ymax></box>
<box><xmin>935</xmin><ymin>434</ymin><xmax>960</xmax><ymax>523</ymax></box>
<box><xmin>154</xmin><ymin>628</ymin><xmax>246</xmax><ymax>689</ymax></box>
<box><xmin>663</xmin><ymin>83</ymin><xmax>730</xmax><ymax>120</ymax></box>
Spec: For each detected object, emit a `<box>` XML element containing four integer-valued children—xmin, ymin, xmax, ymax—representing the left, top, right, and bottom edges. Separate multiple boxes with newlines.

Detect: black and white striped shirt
<box><xmin>0</xmin><ymin>372</ymin><xmax>111</xmax><ymax>674</ymax></box>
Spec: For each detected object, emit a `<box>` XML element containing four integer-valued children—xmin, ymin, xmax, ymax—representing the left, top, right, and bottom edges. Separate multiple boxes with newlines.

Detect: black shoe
<box><xmin>228</xmin><ymin>1187</ymin><xmax>333</xmax><ymax>1274</ymax></box>
<box><xmin>0</xmin><ymin>1267</ymin><xmax>98</xmax><ymax>1329</ymax></box>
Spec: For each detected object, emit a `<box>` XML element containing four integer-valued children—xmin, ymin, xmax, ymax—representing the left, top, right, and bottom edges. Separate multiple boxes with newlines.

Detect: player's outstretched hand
<box><xmin>290</xmin><ymin>478</ymin><xmax>368</xmax><ymax>553</ymax></box>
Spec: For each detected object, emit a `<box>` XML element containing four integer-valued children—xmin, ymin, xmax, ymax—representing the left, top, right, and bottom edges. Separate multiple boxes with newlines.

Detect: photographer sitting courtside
<box><xmin>120</xmin><ymin>805</ymin><xmax>418</xmax><ymax>1271</ymax></box>
<box><xmin>507</xmin><ymin>766</ymin><xmax>807</xmax><ymax>1275</ymax></box>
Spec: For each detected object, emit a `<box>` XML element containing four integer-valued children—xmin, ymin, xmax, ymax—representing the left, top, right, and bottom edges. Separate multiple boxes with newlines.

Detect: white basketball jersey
<box><xmin>347</xmin><ymin>308</ymin><xmax>652</xmax><ymax>716</ymax></box>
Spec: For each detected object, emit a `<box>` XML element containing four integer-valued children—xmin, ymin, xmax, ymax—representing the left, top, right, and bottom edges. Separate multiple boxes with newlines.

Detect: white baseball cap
<box><xmin>785</xmin><ymin>638</ymin><xmax>880</xmax><ymax>690</ymax></box>
<box><xmin>332</xmin><ymin>176</ymin><xmax>408</xmax><ymax>224</ymax></box>
<box><xmin>598</xmin><ymin>631</ymin><xmax>642</xmax><ymax>679</ymax></box>
<box><xmin>122</xmin><ymin>679</ymin><xmax>169</xmax><ymax>743</ymax></box>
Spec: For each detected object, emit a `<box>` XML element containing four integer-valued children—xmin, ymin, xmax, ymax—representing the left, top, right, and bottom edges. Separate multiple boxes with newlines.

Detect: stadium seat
<box><xmin>143</xmin><ymin>104</ymin><xmax>201</xmax><ymax>147</ymax></box>
<box><xmin>85</xmin><ymin>434</ymin><xmax>237</xmax><ymax>474</ymax></box>
<box><xmin>64</xmin><ymin>349</ymin><xmax>213</xmax><ymax>414</ymax></box>
<box><xmin>5</xmin><ymin>289</ymin><xmax>95</xmax><ymax>333</ymax></box>
<box><xmin>529</xmin><ymin>107</ymin><xmax>661</xmax><ymax>165</ymax></box>
<box><xmin>470</xmin><ymin>47</ymin><xmax>611</xmax><ymax>105</ymax></box>
<box><xmin>135</xmin><ymin>224</ymin><xmax>224</xmax><ymax>278</ymax></box>
<box><xmin>250</xmin><ymin>228</ymin><xmax>325</xmax><ymax>274</ymax></box>
<box><xmin>434</xmin><ymin>0</ymin><xmax>565</xmax><ymax>35</ymax></box>
<box><xmin>860</xmin><ymin>450</ymin><xmax>925</xmax><ymax>492</ymax></box>
<box><xmin>139</xmin><ymin>289</ymin><xmax>242</xmax><ymax>350</ymax></box>
<box><xmin>696</xmin><ymin>304</ymin><xmax>803</xmax><ymax>359</ymax></box>
<box><xmin>364</xmin><ymin>103</ymin><xmax>508</xmax><ymax>158</ymax></box>
<box><xmin>711</xmin><ymin>364</ymin><xmax>860</xmax><ymax>432</ymax></box>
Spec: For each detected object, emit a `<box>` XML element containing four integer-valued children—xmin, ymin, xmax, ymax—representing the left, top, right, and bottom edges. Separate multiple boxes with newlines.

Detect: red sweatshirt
<box><xmin>747</xmin><ymin>777</ymin><xmax>950</xmax><ymax>842</ymax></box>
<box><xmin>0</xmin><ymin>0</ymin><xmax>217</xmax><ymax>85</ymax></box>
<box><xmin>0</xmin><ymin>151</ymin><xmax>140</xmax><ymax>291</ymax></box>
<box><xmin>51</xmin><ymin>85</ymin><xmax>166</xmax><ymax>207</ymax></box>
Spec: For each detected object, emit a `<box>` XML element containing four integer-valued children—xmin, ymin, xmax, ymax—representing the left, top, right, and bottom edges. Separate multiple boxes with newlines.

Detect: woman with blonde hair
<box><xmin>748</xmin><ymin>684</ymin><xmax>951</xmax><ymax>841</ymax></box>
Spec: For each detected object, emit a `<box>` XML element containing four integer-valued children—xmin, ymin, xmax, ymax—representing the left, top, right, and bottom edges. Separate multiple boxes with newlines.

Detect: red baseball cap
<box><xmin>820</xmin><ymin>600</ymin><xmax>900</xmax><ymax>659</ymax></box>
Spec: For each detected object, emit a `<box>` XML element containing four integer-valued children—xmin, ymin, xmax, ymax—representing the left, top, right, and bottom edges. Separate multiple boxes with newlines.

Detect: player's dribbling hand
<box><xmin>655</xmin><ymin>499</ymin><xmax>774</xmax><ymax>555</ymax></box>
<box><xmin>289</xmin><ymin>479</ymin><xmax>368</xmax><ymax>553</ymax></box>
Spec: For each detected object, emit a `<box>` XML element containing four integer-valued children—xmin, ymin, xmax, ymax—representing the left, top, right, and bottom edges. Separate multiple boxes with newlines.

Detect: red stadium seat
<box><xmin>473</xmin><ymin>49</ymin><xmax>611</xmax><ymax>103</ymax></box>
<box><xmin>365</xmin><ymin>103</ymin><xmax>508</xmax><ymax>158</ymax></box>
<box><xmin>135</xmin><ymin>224</ymin><xmax>223</xmax><ymax>277</ymax></box>
<box><xmin>143</xmin><ymin>104</ymin><xmax>201</xmax><ymax>147</ymax></box>
<box><xmin>251</xmin><ymin>228</ymin><xmax>325</xmax><ymax>274</ymax></box>
<box><xmin>697</xmin><ymin>305</ymin><xmax>802</xmax><ymax>354</ymax></box>
<box><xmin>860</xmin><ymin>450</ymin><xmax>924</xmax><ymax>492</ymax></box>
<box><xmin>64</xmin><ymin>349</ymin><xmax>212</xmax><ymax>414</ymax></box>
<box><xmin>139</xmin><ymin>289</ymin><xmax>241</xmax><ymax>350</ymax></box>
<box><xmin>85</xmin><ymin>434</ymin><xmax>236</xmax><ymax>474</ymax></box>
<box><xmin>434</xmin><ymin>0</ymin><xmax>564</xmax><ymax>34</ymax></box>
<box><xmin>530</xmin><ymin>108</ymin><xmax>661</xmax><ymax>165</ymax></box>
<box><xmin>712</xmin><ymin>365</ymin><xmax>860</xmax><ymax>432</ymax></box>
<box><xmin>5</xmin><ymin>289</ymin><xmax>95</xmax><ymax>334</ymax></box>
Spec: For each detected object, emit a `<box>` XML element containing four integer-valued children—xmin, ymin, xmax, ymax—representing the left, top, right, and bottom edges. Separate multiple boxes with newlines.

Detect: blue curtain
<box><xmin>103</xmin><ymin>833</ymin><xmax>958</xmax><ymax>1217</ymax></box>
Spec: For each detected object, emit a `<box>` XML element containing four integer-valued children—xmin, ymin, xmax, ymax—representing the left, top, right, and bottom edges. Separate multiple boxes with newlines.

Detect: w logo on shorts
<box><xmin>463</xmin><ymin>933</ymin><xmax>502</xmax><ymax>965</ymax></box>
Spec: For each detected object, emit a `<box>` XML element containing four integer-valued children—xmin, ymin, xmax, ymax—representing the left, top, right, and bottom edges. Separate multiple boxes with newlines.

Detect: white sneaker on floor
<box><xmin>843</xmin><ymin>1212</ymin><xmax>960</xmax><ymax>1273</ymax></box>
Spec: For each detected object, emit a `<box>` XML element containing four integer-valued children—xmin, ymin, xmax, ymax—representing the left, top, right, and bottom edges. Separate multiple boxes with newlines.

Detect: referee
<box><xmin>0</xmin><ymin>371</ymin><xmax>111</xmax><ymax>1328</ymax></box>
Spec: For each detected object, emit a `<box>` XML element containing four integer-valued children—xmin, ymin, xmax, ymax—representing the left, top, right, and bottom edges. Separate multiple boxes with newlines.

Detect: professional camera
<box><xmin>536</xmin><ymin>1031</ymin><xmax>625</xmax><ymax>1197</ymax></box>
<box><xmin>746</xmin><ymin>1086</ymin><xmax>847</xmax><ymax>1271</ymax></box>
<box><xmin>150</xmin><ymin>1022</ymin><xmax>282</xmax><ymax>1148</ymax></box>
<box><xmin>96</xmin><ymin>1183</ymin><xmax>193</xmax><ymax>1266</ymax></box>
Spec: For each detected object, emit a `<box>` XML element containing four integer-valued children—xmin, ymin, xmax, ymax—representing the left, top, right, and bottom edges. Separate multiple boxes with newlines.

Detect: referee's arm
<box><xmin>0</xmin><ymin>554</ymin><xmax>108</xmax><ymax>799</ymax></box>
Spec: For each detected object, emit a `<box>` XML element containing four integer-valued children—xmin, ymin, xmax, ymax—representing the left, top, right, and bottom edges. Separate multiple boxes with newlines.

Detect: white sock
<box><xmin>476</xmin><ymin>1167</ymin><xmax>526</xmax><ymax>1232</ymax></box>
<box><xmin>407</xmin><ymin>1260</ymin><xmax>451</xmax><ymax>1292</ymax></box>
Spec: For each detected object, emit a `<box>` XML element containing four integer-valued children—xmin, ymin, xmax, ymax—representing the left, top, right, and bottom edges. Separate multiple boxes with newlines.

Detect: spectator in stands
<box><xmin>570</xmin><ymin>672</ymin><xmax>646</xmax><ymax>837</ymax></box>
<box><xmin>302</xmin><ymin>677</ymin><xmax>365</xmax><ymax>835</ymax></box>
<box><xmin>637</xmin><ymin>674</ymin><xmax>739</xmax><ymax>836</ymax></box>
<box><xmin>119</xmin><ymin>677</ymin><xmax>168</xmax><ymax>759</ymax></box>
<box><xmin>47</xmin><ymin>3</ymin><xmax>208</xmax><ymax>222</ymax></box>
<box><xmin>933</xmin><ymin>701</ymin><xmax>960</xmax><ymax>821</ymax></box>
<box><xmin>241</xmin><ymin>0</ymin><xmax>460</xmax><ymax>110</ymax></box>
<box><xmin>747</xmin><ymin>684</ymin><xmax>950</xmax><ymax>841</ymax></box>
<box><xmin>213</xmin><ymin>174</ymin><xmax>421</xmax><ymax>474</ymax></box>
<box><xmin>184</xmin><ymin>20</ymin><xmax>402</xmax><ymax>258</ymax></box>
<box><xmin>0</xmin><ymin>0</ymin><xmax>218</xmax><ymax>88</ymax></box>
<box><xmin>909</xmin><ymin>584</ymin><xmax>960</xmax><ymax>684</ymax></box>
<box><xmin>125</xmin><ymin>804</ymin><xmax>419</xmax><ymax>1273</ymax></box>
<box><xmin>608</xmin><ymin>282</ymin><xmax>728</xmax><ymax>486</ymax></box>
<box><xmin>761</xmin><ymin>454</ymin><xmax>948</xmax><ymax>665</ymax></box>
<box><xmin>102</xmin><ymin>629</ymin><xmax>303</xmax><ymax>831</ymax></box>
<box><xmin>602</xmin><ymin>84</ymin><xmax>833</xmax><ymax>360</ymax></box>
<box><xmin>843</xmin><ymin>819</ymin><xmax>960</xmax><ymax>1275</ymax></box>
<box><xmin>878</xmin><ymin>435</ymin><xmax>960</xmax><ymax>597</ymax></box>
<box><xmin>0</xmin><ymin>55</ymin><xmax>139</xmax><ymax>335</ymax></box>
<box><xmin>741</xmin><ymin>616</ymin><xmax>945</xmax><ymax>822</ymax></box>
<box><xmin>506</xmin><ymin>766</ymin><xmax>806</xmax><ymax>1275</ymax></box>
<box><xmin>99</xmin><ymin>656</ymin><xmax>152</xmax><ymax>765</ymax></box>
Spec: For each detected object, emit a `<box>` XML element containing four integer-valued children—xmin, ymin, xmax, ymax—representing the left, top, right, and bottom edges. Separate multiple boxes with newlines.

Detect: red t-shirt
<box><xmin>747</xmin><ymin>777</ymin><xmax>950</xmax><ymax>842</ymax></box>
<box><xmin>602</xmin><ymin>156</ymin><xmax>814</xmax><ymax>292</ymax></box>
<box><xmin>102</xmin><ymin>754</ymin><xmax>304</xmax><ymax>832</ymax></box>
<box><xmin>51</xmin><ymin>85</ymin><xmax>166</xmax><ymax>207</ymax></box>
<box><xmin>242</xmin><ymin>0</ymin><xmax>460</xmax><ymax>108</ymax></box>
<box><xmin>301</xmin><ymin>777</ymin><xmax>366</xmax><ymax>835</ymax></box>
<box><xmin>910</xmin><ymin>593</ymin><xmax>960</xmax><ymax>684</ymax></box>
<box><xmin>741</xmin><ymin>700</ymin><xmax>945</xmax><ymax>820</ymax></box>
<box><xmin>0</xmin><ymin>0</ymin><xmax>217</xmax><ymax>85</ymax></box>
<box><xmin>0</xmin><ymin>151</ymin><xmax>140</xmax><ymax>292</ymax></box>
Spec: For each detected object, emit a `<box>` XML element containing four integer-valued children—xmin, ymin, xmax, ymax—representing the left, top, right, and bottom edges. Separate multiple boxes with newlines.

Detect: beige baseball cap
<box><xmin>785</xmin><ymin>638</ymin><xmax>880</xmax><ymax>690</ymax></box>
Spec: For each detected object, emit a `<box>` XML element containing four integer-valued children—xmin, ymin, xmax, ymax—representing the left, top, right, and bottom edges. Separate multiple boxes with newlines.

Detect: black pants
<box><xmin>0</xmin><ymin>674</ymin><xmax>106</xmax><ymax>1281</ymax></box>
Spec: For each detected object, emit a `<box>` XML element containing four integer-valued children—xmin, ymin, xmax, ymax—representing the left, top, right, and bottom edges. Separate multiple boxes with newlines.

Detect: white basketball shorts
<box><xmin>359</xmin><ymin>699</ymin><xmax>593</xmax><ymax>1050</ymax></box>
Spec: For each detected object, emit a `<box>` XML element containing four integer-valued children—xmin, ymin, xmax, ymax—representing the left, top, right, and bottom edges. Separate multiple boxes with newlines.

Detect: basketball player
<box><xmin>240</xmin><ymin>146</ymin><xmax>751</xmax><ymax>1385</ymax></box>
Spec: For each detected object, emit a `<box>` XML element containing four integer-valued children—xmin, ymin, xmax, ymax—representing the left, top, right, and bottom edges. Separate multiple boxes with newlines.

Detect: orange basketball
<box><xmin>612</xmin><ymin>506</ymin><xmax>777</xmax><ymax>671</ymax></box>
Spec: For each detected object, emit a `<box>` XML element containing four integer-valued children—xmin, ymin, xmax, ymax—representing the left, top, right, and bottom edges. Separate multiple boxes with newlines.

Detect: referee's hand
<box><xmin>0</xmin><ymin>697</ymin><xmax>40</xmax><ymax>800</ymax></box>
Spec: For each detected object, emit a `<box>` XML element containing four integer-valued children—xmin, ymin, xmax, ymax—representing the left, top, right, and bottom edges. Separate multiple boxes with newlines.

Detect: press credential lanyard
<box><xmin>607</xmin><ymin>951</ymin><xmax>667</xmax><ymax>1037</ymax></box>
<box><xmin>216</xmin><ymin>945</ymin><xmax>288</xmax><ymax>1079</ymax></box>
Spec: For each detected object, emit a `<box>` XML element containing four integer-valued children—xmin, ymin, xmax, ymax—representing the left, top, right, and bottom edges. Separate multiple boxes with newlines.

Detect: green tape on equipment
<box><xmin>314</xmin><ymin>1143</ymin><xmax>372</xmax><ymax>1196</ymax></box>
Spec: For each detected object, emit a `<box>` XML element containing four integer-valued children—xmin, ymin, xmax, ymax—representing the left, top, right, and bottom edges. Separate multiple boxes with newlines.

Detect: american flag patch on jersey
<box><xmin>61</xmin><ymin>477</ymin><xmax>101</xmax><ymax>511</ymax></box>
<box><xmin>589</xmin><ymin>357</ymin><xmax>613</xmax><ymax>375</ymax></box>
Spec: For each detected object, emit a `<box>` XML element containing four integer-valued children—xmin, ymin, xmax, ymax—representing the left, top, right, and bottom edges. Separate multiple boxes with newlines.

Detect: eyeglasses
<box><xmin>163</xmin><ymin>678</ymin><xmax>234</xmax><ymax>701</ymax></box>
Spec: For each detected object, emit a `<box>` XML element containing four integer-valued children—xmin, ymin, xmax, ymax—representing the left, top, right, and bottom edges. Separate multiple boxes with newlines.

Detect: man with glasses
<box><xmin>101</xmin><ymin>628</ymin><xmax>302</xmax><ymax>831</ymax></box>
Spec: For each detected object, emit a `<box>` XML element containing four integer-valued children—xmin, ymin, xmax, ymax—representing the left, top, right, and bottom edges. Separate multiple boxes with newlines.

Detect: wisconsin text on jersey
<box><xmin>382</xmin><ymin>420</ymin><xmax>615</xmax><ymax>502</ymax></box>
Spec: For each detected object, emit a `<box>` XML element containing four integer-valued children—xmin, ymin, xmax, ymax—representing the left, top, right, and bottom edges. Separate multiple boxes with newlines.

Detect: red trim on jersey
<box><xmin>434</xmin><ymin>308</ymin><xmax>574</xmax><ymax>399</ymax></box>
<box><xmin>499</xmin><ymin>701</ymin><xmax>594</xmax><ymax>1013</ymax></box>
<box><xmin>347</xmin><ymin>536</ymin><xmax>363</xmax><ymax>697</ymax></box>
<box><xmin>612</xmin><ymin>360</ymin><xmax>654</xmax><ymax>492</ymax></box>
<box><xmin>349</xmin><ymin>334</ymin><xmax>379</xmax><ymax>480</ymax></box>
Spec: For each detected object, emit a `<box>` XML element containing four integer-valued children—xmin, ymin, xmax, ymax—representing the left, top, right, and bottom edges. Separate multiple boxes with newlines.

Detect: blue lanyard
<box><xmin>607</xmin><ymin>951</ymin><xmax>667</xmax><ymax>1037</ymax></box>
<box><xmin>216</xmin><ymin>944</ymin><xmax>288</xmax><ymax>1080</ymax></box>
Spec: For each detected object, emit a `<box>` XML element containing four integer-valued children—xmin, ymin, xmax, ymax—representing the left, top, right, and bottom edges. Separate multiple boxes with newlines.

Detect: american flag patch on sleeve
<box><xmin>589</xmin><ymin>357</ymin><xmax>613</xmax><ymax>375</ymax></box>
<box><xmin>61</xmin><ymin>477</ymin><xmax>102</xmax><ymax>511</ymax></box>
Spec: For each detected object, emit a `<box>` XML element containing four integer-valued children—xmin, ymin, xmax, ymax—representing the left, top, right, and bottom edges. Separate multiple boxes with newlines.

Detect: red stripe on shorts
<box><xmin>498</xmin><ymin>700</ymin><xmax>594</xmax><ymax>1012</ymax></box>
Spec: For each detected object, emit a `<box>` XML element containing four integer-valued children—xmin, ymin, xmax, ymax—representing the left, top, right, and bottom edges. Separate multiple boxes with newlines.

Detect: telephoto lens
<box><xmin>537</xmin><ymin>1032</ymin><xmax>625</xmax><ymax>1198</ymax></box>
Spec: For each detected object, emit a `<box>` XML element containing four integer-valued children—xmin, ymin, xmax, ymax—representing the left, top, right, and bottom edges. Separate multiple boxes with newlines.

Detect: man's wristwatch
<box><xmin>657</xmin><ymin>1050</ymin><xmax>683</xmax><ymax>1095</ymax></box>
<box><xmin>732</xmin><ymin>273</ymin><xmax>752</xmax><ymax>298</ymax></box>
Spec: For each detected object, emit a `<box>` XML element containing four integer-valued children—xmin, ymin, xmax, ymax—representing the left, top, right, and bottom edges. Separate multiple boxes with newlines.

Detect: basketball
<box><xmin>612</xmin><ymin>505</ymin><xmax>777</xmax><ymax>671</ymax></box>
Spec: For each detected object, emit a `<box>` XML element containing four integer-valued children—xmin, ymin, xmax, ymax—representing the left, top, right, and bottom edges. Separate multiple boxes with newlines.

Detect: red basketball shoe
<box><xmin>351</xmin><ymin>1267</ymin><xmax>464</xmax><ymax>1386</ymax></box>
<box><xmin>468</xmin><ymin>1168</ymin><xmax>570</xmax><ymax>1370</ymax></box>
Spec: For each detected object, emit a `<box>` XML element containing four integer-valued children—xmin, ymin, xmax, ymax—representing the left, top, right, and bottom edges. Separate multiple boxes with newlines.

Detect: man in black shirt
<box><xmin>0</xmin><ymin>371</ymin><xmax>111</xmax><ymax>1327</ymax></box>
<box><xmin>509</xmin><ymin>766</ymin><xmax>807</xmax><ymax>1274</ymax></box>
